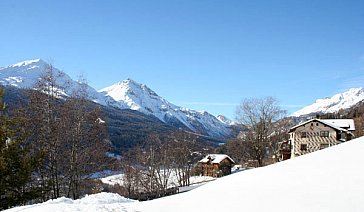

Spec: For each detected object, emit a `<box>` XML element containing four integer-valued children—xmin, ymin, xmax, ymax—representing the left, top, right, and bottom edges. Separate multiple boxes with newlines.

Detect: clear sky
<box><xmin>0</xmin><ymin>0</ymin><xmax>363</xmax><ymax>119</ymax></box>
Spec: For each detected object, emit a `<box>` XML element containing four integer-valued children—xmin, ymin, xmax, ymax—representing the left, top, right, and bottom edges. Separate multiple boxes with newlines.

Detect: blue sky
<box><xmin>0</xmin><ymin>0</ymin><xmax>363</xmax><ymax>119</ymax></box>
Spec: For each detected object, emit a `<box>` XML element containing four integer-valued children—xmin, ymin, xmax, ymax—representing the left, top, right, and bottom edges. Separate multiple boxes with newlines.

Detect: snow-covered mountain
<box><xmin>0</xmin><ymin>59</ymin><xmax>114</xmax><ymax>105</ymax></box>
<box><xmin>99</xmin><ymin>79</ymin><xmax>231</xmax><ymax>138</ymax></box>
<box><xmin>216</xmin><ymin>115</ymin><xmax>235</xmax><ymax>125</ymax></box>
<box><xmin>291</xmin><ymin>87</ymin><xmax>364</xmax><ymax>117</ymax></box>
<box><xmin>0</xmin><ymin>59</ymin><xmax>231</xmax><ymax>139</ymax></box>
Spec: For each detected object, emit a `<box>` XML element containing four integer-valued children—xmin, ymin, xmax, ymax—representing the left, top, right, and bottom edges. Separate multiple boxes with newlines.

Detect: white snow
<box><xmin>7</xmin><ymin>59</ymin><xmax>41</xmax><ymax>68</ymax></box>
<box><xmin>0</xmin><ymin>59</ymin><xmax>117</xmax><ymax>107</ymax></box>
<box><xmin>5</xmin><ymin>193</ymin><xmax>135</xmax><ymax>212</ymax></box>
<box><xmin>290</xmin><ymin>118</ymin><xmax>354</xmax><ymax>133</ymax></box>
<box><xmin>8</xmin><ymin>136</ymin><xmax>364</xmax><ymax>212</ymax></box>
<box><xmin>1</xmin><ymin>60</ymin><xmax>232</xmax><ymax>138</ymax></box>
<box><xmin>96</xmin><ymin>117</ymin><xmax>106</xmax><ymax>124</ymax></box>
<box><xmin>99</xmin><ymin>79</ymin><xmax>231</xmax><ymax>138</ymax></box>
<box><xmin>101</xmin><ymin>173</ymin><xmax>124</xmax><ymax>186</ymax></box>
<box><xmin>100</xmin><ymin>171</ymin><xmax>215</xmax><ymax>187</ymax></box>
<box><xmin>322</xmin><ymin>119</ymin><xmax>355</xmax><ymax>131</ymax></box>
<box><xmin>216</xmin><ymin>115</ymin><xmax>235</xmax><ymax>125</ymax></box>
<box><xmin>134</xmin><ymin>136</ymin><xmax>364</xmax><ymax>212</ymax></box>
<box><xmin>292</xmin><ymin>87</ymin><xmax>364</xmax><ymax>117</ymax></box>
<box><xmin>199</xmin><ymin>154</ymin><xmax>235</xmax><ymax>163</ymax></box>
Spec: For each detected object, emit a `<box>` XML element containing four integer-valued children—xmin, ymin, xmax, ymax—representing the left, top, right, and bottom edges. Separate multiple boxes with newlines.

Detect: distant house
<box><xmin>287</xmin><ymin>119</ymin><xmax>355</xmax><ymax>159</ymax></box>
<box><xmin>198</xmin><ymin>154</ymin><xmax>235</xmax><ymax>177</ymax></box>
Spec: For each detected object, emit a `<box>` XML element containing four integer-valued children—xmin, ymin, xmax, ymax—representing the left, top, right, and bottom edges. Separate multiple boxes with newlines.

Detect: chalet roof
<box><xmin>289</xmin><ymin>119</ymin><xmax>355</xmax><ymax>133</ymax></box>
<box><xmin>321</xmin><ymin>119</ymin><xmax>355</xmax><ymax>131</ymax></box>
<box><xmin>199</xmin><ymin>154</ymin><xmax>235</xmax><ymax>164</ymax></box>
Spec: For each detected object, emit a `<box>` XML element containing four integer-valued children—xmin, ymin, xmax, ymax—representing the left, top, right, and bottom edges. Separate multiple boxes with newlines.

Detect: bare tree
<box><xmin>119</xmin><ymin>149</ymin><xmax>142</xmax><ymax>198</ymax></box>
<box><xmin>27</xmin><ymin>63</ymin><xmax>64</xmax><ymax>199</ymax></box>
<box><xmin>236</xmin><ymin>97</ymin><xmax>286</xmax><ymax>167</ymax></box>
<box><xmin>22</xmin><ymin>66</ymin><xmax>110</xmax><ymax>200</ymax></box>
<box><xmin>269</xmin><ymin>118</ymin><xmax>292</xmax><ymax>162</ymax></box>
<box><xmin>60</xmin><ymin>76</ymin><xmax>110</xmax><ymax>199</ymax></box>
<box><xmin>168</xmin><ymin>131</ymin><xmax>196</xmax><ymax>187</ymax></box>
<box><xmin>115</xmin><ymin>130</ymin><xmax>199</xmax><ymax>199</ymax></box>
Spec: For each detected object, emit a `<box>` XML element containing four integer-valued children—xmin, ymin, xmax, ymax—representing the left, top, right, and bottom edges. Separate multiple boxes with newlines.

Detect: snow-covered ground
<box><xmin>5</xmin><ymin>193</ymin><xmax>135</xmax><ymax>212</ymax></box>
<box><xmin>6</xmin><ymin>136</ymin><xmax>364</xmax><ymax>212</ymax></box>
<box><xmin>100</xmin><ymin>171</ymin><xmax>215</xmax><ymax>187</ymax></box>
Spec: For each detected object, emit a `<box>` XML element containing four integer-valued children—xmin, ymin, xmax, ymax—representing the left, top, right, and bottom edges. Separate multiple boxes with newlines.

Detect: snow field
<box><xmin>7</xmin><ymin>136</ymin><xmax>364</xmax><ymax>212</ymax></box>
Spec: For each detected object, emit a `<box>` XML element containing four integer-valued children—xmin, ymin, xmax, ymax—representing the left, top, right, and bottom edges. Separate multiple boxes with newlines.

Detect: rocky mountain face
<box><xmin>99</xmin><ymin>79</ymin><xmax>231</xmax><ymax>138</ymax></box>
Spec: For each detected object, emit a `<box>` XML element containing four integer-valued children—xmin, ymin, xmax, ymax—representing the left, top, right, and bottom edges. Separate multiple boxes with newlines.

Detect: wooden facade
<box><xmin>288</xmin><ymin>119</ymin><xmax>355</xmax><ymax>159</ymax></box>
<box><xmin>199</xmin><ymin>154</ymin><xmax>235</xmax><ymax>178</ymax></box>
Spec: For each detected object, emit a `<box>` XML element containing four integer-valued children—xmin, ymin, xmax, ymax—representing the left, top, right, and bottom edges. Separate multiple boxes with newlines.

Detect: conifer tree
<box><xmin>0</xmin><ymin>88</ymin><xmax>43</xmax><ymax>210</ymax></box>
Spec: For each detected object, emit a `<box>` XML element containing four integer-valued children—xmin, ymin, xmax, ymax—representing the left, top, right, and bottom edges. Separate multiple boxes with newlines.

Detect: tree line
<box><xmin>0</xmin><ymin>64</ymin><xmax>110</xmax><ymax>210</ymax></box>
<box><xmin>110</xmin><ymin>130</ymin><xmax>206</xmax><ymax>200</ymax></box>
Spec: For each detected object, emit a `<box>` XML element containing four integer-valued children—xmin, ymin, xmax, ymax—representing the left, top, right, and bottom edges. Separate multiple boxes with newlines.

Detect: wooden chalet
<box><xmin>287</xmin><ymin>119</ymin><xmax>355</xmax><ymax>159</ymax></box>
<box><xmin>198</xmin><ymin>154</ymin><xmax>235</xmax><ymax>177</ymax></box>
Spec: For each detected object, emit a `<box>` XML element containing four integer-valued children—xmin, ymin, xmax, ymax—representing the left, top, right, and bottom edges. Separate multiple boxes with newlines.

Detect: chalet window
<box><xmin>311</xmin><ymin>123</ymin><xmax>313</xmax><ymax>126</ymax></box>
<box><xmin>320</xmin><ymin>131</ymin><xmax>329</xmax><ymax>137</ymax></box>
<box><xmin>300</xmin><ymin>144</ymin><xmax>307</xmax><ymax>151</ymax></box>
<box><xmin>316</xmin><ymin>123</ymin><xmax>319</xmax><ymax>126</ymax></box>
<box><xmin>301</xmin><ymin>132</ymin><xmax>307</xmax><ymax>138</ymax></box>
<box><xmin>320</xmin><ymin>144</ymin><xmax>329</xmax><ymax>150</ymax></box>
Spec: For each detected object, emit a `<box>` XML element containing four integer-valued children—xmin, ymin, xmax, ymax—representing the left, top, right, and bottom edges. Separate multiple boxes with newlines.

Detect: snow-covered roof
<box><xmin>289</xmin><ymin>119</ymin><xmax>355</xmax><ymax>133</ymax></box>
<box><xmin>199</xmin><ymin>154</ymin><xmax>235</xmax><ymax>164</ymax></box>
<box><xmin>321</xmin><ymin>119</ymin><xmax>355</xmax><ymax>131</ymax></box>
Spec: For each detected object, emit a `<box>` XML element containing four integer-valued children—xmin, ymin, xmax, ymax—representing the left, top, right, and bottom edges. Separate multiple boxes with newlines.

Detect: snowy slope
<box><xmin>99</xmin><ymin>79</ymin><xmax>231</xmax><ymax>138</ymax></box>
<box><xmin>292</xmin><ymin>87</ymin><xmax>364</xmax><ymax>117</ymax></box>
<box><xmin>7</xmin><ymin>136</ymin><xmax>364</xmax><ymax>212</ymax></box>
<box><xmin>0</xmin><ymin>59</ymin><xmax>114</xmax><ymax>105</ymax></box>
<box><xmin>216</xmin><ymin>115</ymin><xmax>235</xmax><ymax>125</ymax></box>
<box><xmin>133</xmin><ymin>136</ymin><xmax>364</xmax><ymax>212</ymax></box>
<box><xmin>5</xmin><ymin>192</ymin><xmax>135</xmax><ymax>212</ymax></box>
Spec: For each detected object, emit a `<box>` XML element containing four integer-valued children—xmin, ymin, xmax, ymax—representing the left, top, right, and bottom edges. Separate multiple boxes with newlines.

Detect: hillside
<box><xmin>1</xmin><ymin>85</ymin><xmax>222</xmax><ymax>152</ymax></box>
<box><xmin>6</xmin><ymin>136</ymin><xmax>364</xmax><ymax>212</ymax></box>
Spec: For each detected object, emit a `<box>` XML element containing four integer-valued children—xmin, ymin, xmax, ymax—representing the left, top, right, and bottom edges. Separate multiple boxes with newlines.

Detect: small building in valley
<box><xmin>288</xmin><ymin>119</ymin><xmax>355</xmax><ymax>158</ymax></box>
<box><xmin>198</xmin><ymin>154</ymin><xmax>235</xmax><ymax>177</ymax></box>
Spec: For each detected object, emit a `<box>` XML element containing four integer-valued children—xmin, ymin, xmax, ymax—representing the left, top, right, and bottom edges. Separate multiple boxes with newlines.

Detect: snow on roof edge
<box><xmin>199</xmin><ymin>154</ymin><xmax>235</xmax><ymax>164</ymax></box>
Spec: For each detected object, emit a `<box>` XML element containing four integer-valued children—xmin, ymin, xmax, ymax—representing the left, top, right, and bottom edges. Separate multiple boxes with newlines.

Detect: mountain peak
<box><xmin>7</xmin><ymin>59</ymin><xmax>45</xmax><ymax>68</ymax></box>
<box><xmin>117</xmin><ymin>78</ymin><xmax>138</xmax><ymax>85</ymax></box>
<box><xmin>291</xmin><ymin>87</ymin><xmax>364</xmax><ymax>117</ymax></box>
<box><xmin>0</xmin><ymin>59</ymin><xmax>232</xmax><ymax>139</ymax></box>
<box><xmin>111</xmin><ymin>79</ymin><xmax>158</xmax><ymax>98</ymax></box>
<box><xmin>99</xmin><ymin>79</ymin><xmax>231</xmax><ymax>138</ymax></box>
<box><xmin>0</xmin><ymin>59</ymin><xmax>112</xmax><ymax>106</ymax></box>
<box><xmin>99</xmin><ymin>78</ymin><xmax>162</xmax><ymax>107</ymax></box>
